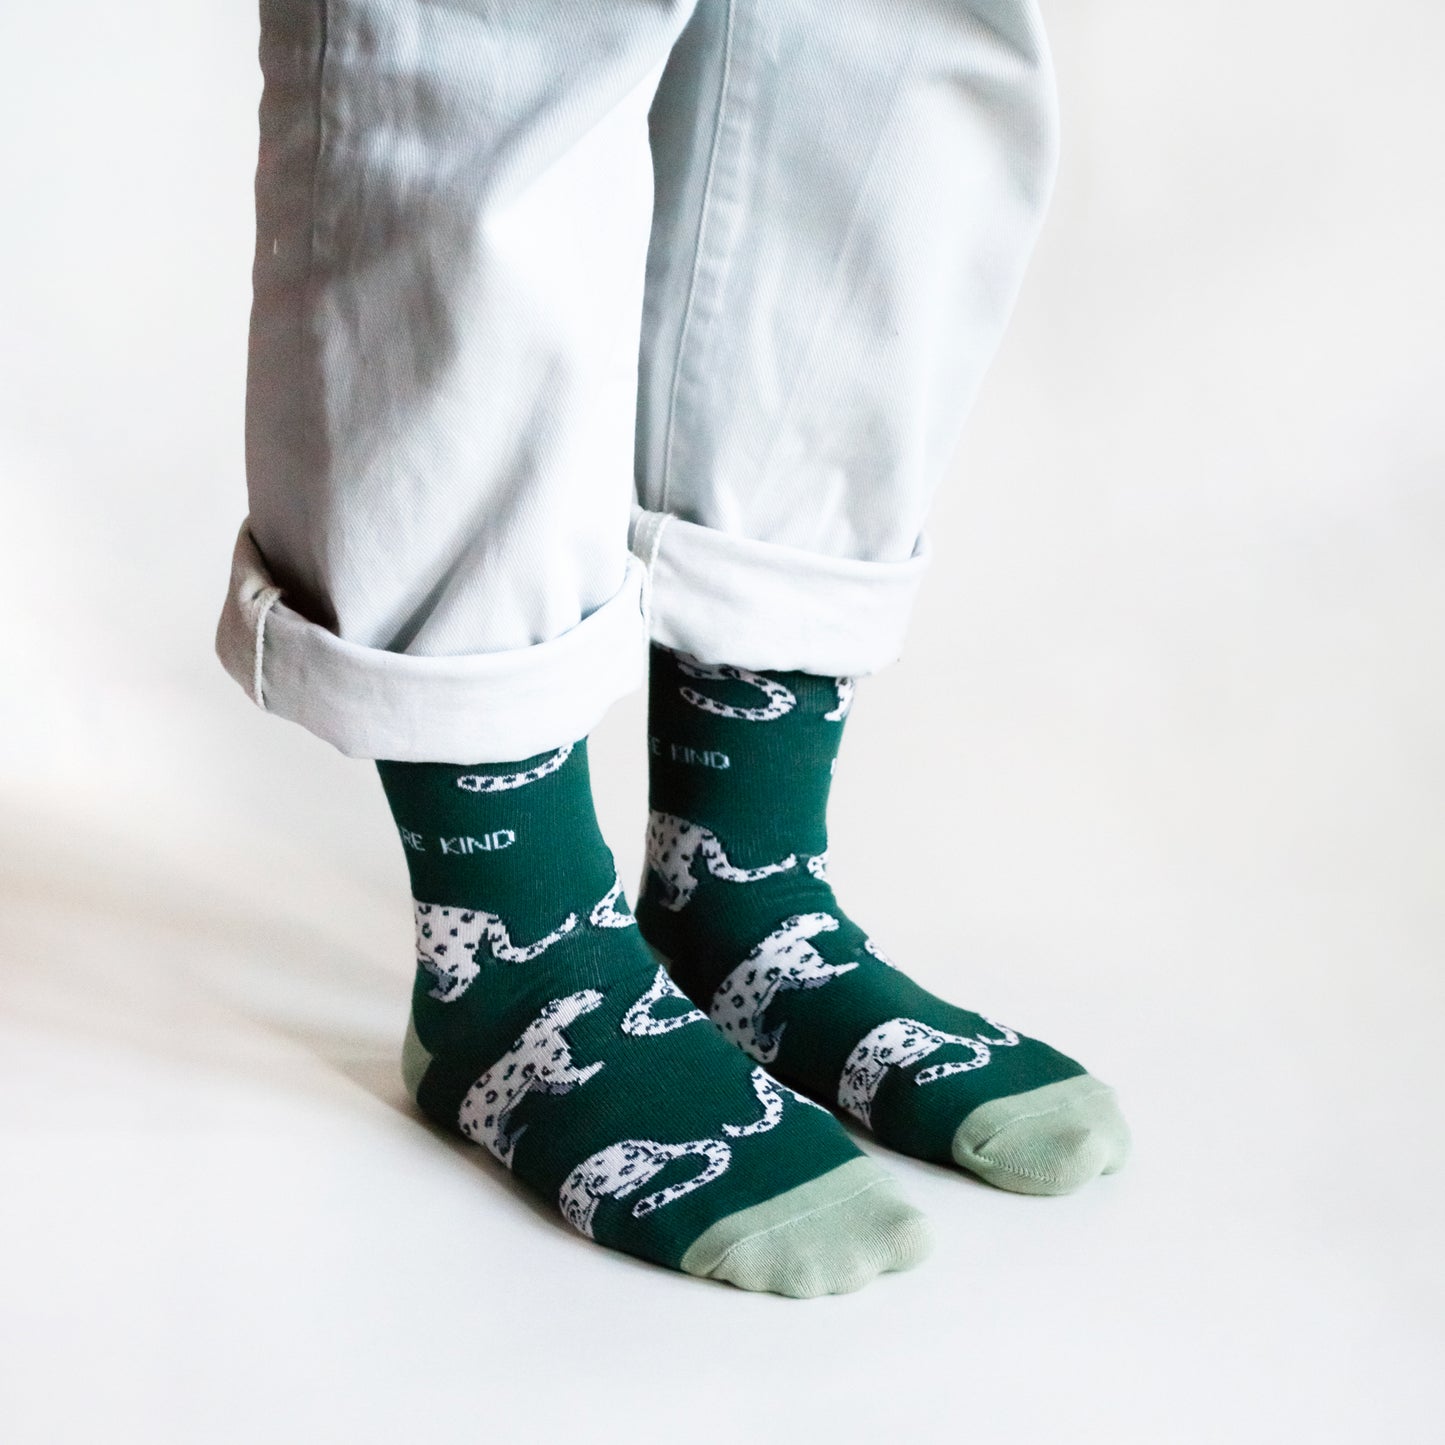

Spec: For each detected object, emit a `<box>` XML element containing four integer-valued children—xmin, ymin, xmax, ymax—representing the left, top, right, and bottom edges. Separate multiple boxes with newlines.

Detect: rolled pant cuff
<box><xmin>214</xmin><ymin>523</ymin><xmax>647</xmax><ymax>762</ymax></box>
<box><xmin>629</xmin><ymin>506</ymin><xmax>931</xmax><ymax>676</ymax></box>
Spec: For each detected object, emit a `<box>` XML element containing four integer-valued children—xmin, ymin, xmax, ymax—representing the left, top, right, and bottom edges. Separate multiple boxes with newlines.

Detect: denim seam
<box><xmin>304</xmin><ymin>0</ymin><xmax>332</xmax><ymax>287</ymax></box>
<box><xmin>633</xmin><ymin>510</ymin><xmax>672</xmax><ymax>638</ymax></box>
<box><xmin>252</xmin><ymin>586</ymin><xmax>283</xmax><ymax>708</ymax></box>
<box><xmin>658</xmin><ymin>0</ymin><xmax>736</xmax><ymax>516</ymax></box>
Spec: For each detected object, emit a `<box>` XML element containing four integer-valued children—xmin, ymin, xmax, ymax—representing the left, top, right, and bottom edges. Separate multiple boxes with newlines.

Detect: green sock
<box><xmin>376</xmin><ymin>739</ymin><xmax>930</xmax><ymax>1295</ymax></box>
<box><xmin>636</xmin><ymin>647</ymin><xmax>1130</xmax><ymax>1196</ymax></box>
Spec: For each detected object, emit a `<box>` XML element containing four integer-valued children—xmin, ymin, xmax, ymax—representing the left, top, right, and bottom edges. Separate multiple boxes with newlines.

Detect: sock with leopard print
<box><xmin>636</xmin><ymin>645</ymin><xmax>1130</xmax><ymax>1195</ymax></box>
<box><xmin>376</xmin><ymin>738</ymin><xmax>930</xmax><ymax>1295</ymax></box>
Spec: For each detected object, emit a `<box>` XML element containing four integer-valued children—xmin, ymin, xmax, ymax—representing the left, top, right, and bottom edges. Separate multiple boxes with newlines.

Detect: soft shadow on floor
<box><xmin>0</xmin><ymin>791</ymin><xmax>593</xmax><ymax>1245</ymax></box>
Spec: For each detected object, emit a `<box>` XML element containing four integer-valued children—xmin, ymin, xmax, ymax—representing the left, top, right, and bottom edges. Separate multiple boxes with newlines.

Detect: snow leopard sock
<box><xmin>376</xmin><ymin>739</ymin><xmax>930</xmax><ymax>1295</ymax></box>
<box><xmin>636</xmin><ymin>646</ymin><xmax>1130</xmax><ymax>1196</ymax></box>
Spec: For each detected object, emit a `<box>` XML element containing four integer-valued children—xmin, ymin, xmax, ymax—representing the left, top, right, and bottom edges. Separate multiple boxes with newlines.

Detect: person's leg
<box><xmin>632</xmin><ymin>0</ymin><xmax>1129</xmax><ymax>1192</ymax></box>
<box><xmin>219</xmin><ymin>0</ymin><xmax>667</xmax><ymax>761</ymax></box>
<box><xmin>216</xmin><ymin>0</ymin><xmax>930</xmax><ymax>1293</ymax></box>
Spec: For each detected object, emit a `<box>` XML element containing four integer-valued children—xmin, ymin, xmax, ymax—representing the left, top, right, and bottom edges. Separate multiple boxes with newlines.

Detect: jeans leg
<box><xmin>633</xmin><ymin>0</ymin><xmax>1059</xmax><ymax>675</ymax></box>
<box><xmin>218</xmin><ymin>0</ymin><xmax>700</xmax><ymax>761</ymax></box>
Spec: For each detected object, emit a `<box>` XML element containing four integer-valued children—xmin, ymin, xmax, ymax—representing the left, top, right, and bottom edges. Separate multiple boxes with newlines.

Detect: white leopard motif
<box><xmin>823</xmin><ymin>678</ymin><xmax>855</xmax><ymax>721</ymax></box>
<box><xmin>620</xmin><ymin>966</ymin><xmax>707</xmax><ymax>1037</ymax></box>
<box><xmin>558</xmin><ymin>1137</ymin><xmax>731</xmax><ymax>1238</ymax></box>
<box><xmin>675</xmin><ymin>657</ymin><xmax>795</xmax><ymax>721</ymax></box>
<box><xmin>806</xmin><ymin>850</ymin><xmax>830</xmax><ymax>882</ymax></box>
<box><xmin>972</xmin><ymin>1018</ymin><xmax>1021</xmax><ymax>1049</ymax></box>
<box><xmin>837</xmin><ymin>1015</ymin><xmax>1021</xmax><ymax>1127</ymax></box>
<box><xmin>457</xmin><ymin>990</ymin><xmax>604</xmax><ymax>1164</ymax></box>
<box><xmin>709</xmin><ymin>913</ymin><xmax>858</xmax><ymax>1063</ymax></box>
<box><xmin>455</xmin><ymin>743</ymin><xmax>573</xmax><ymax>793</ymax></box>
<box><xmin>588</xmin><ymin>877</ymin><xmax>634</xmax><ymax>930</ymax></box>
<box><xmin>413</xmin><ymin>901</ymin><xmax>577</xmax><ymax>1002</ymax></box>
<box><xmin>646</xmin><ymin>811</ymin><xmax>796</xmax><ymax>912</ymax></box>
<box><xmin>863</xmin><ymin>937</ymin><xmax>898</xmax><ymax>969</ymax></box>
<box><xmin>723</xmin><ymin>1065</ymin><xmax>828</xmax><ymax>1138</ymax></box>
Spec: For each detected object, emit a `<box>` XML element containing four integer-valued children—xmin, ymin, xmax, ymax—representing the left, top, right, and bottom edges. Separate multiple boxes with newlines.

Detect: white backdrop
<box><xmin>2</xmin><ymin>3</ymin><xmax>1442</xmax><ymax>1442</ymax></box>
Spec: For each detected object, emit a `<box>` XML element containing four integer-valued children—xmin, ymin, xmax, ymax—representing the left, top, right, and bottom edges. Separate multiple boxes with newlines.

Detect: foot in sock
<box><xmin>636</xmin><ymin>646</ymin><xmax>1130</xmax><ymax>1196</ymax></box>
<box><xmin>376</xmin><ymin>740</ymin><xmax>931</xmax><ymax>1296</ymax></box>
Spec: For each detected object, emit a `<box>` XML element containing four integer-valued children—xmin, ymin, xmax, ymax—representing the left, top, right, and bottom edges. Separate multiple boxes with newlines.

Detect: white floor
<box><xmin>2</xmin><ymin>4</ymin><xmax>1443</xmax><ymax>1442</ymax></box>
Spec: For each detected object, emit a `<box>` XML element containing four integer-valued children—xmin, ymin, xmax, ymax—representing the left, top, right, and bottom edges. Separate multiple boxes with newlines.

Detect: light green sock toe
<box><xmin>681</xmin><ymin>1157</ymin><xmax>932</xmax><ymax>1298</ymax></box>
<box><xmin>952</xmin><ymin>1076</ymin><xmax>1130</xmax><ymax>1196</ymax></box>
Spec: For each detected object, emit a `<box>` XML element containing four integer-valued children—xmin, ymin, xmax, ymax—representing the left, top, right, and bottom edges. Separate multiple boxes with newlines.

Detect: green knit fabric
<box><xmin>377</xmin><ymin>741</ymin><xmax>930</xmax><ymax>1293</ymax></box>
<box><xmin>636</xmin><ymin>647</ymin><xmax>1129</xmax><ymax>1194</ymax></box>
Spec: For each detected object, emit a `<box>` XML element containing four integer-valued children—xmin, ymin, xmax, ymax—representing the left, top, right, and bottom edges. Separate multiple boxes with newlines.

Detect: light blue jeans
<box><xmin>216</xmin><ymin>0</ymin><xmax>1058</xmax><ymax>761</ymax></box>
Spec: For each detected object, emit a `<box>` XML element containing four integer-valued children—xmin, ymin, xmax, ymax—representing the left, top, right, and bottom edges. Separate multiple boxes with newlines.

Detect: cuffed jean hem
<box><xmin>214</xmin><ymin>523</ymin><xmax>647</xmax><ymax>762</ymax></box>
<box><xmin>629</xmin><ymin>506</ymin><xmax>931</xmax><ymax>676</ymax></box>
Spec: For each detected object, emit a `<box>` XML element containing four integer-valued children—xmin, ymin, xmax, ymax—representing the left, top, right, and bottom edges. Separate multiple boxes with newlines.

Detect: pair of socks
<box><xmin>377</xmin><ymin>645</ymin><xmax>1128</xmax><ymax>1297</ymax></box>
